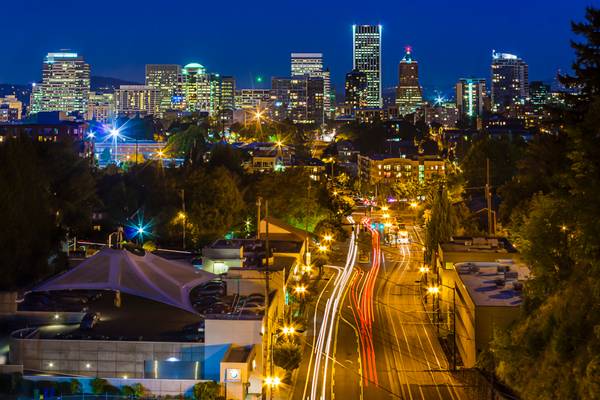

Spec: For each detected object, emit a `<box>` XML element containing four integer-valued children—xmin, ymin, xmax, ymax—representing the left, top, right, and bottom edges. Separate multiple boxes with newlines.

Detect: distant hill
<box><xmin>91</xmin><ymin>76</ymin><xmax>142</xmax><ymax>93</ymax></box>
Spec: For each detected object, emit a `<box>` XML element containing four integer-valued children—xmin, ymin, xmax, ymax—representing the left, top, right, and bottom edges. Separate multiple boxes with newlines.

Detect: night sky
<box><xmin>1</xmin><ymin>0</ymin><xmax>597</xmax><ymax>95</ymax></box>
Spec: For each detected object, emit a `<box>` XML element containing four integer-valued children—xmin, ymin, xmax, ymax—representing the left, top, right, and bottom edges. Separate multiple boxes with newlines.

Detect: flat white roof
<box><xmin>455</xmin><ymin>262</ymin><xmax>530</xmax><ymax>307</ymax></box>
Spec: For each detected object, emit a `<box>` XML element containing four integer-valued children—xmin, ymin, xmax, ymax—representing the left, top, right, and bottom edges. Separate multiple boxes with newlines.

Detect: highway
<box><xmin>292</xmin><ymin>212</ymin><xmax>465</xmax><ymax>400</ymax></box>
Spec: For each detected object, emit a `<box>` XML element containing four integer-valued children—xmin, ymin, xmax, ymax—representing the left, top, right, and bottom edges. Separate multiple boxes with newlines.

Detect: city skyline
<box><xmin>0</xmin><ymin>0</ymin><xmax>593</xmax><ymax>93</ymax></box>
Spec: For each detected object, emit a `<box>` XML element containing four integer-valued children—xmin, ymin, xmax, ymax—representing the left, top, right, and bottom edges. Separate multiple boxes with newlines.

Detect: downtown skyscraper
<box><xmin>491</xmin><ymin>51</ymin><xmax>529</xmax><ymax>112</ymax></box>
<box><xmin>352</xmin><ymin>25</ymin><xmax>382</xmax><ymax>108</ymax></box>
<box><xmin>291</xmin><ymin>53</ymin><xmax>333</xmax><ymax>120</ymax></box>
<box><xmin>395</xmin><ymin>46</ymin><xmax>423</xmax><ymax>115</ymax></box>
<box><xmin>30</xmin><ymin>52</ymin><xmax>90</xmax><ymax>115</ymax></box>
<box><xmin>145</xmin><ymin>64</ymin><xmax>181</xmax><ymax>116</ymax></box>
<box><xmin>456</xmin><ymin>78</ymin><xmax>487</xmax><ymax>120</ymax></box>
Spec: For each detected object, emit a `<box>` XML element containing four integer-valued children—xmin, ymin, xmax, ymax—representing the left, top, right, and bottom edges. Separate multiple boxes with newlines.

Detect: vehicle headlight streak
<box><xmin>309</xmin><ymin>216</ymin><xmax>358</xmax><ymax>400</ymax></box>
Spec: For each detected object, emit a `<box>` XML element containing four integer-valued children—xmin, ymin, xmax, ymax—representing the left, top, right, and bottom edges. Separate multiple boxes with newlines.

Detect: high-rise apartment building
<box><xmin>352</xmin><ymin>25</ymin><xmax>382</xmax><ymax>108</ymax></box>
<box><xmin>345</xmin><ymin>69</ymin><xmax>368</xmax><ymax>110</ymax></box>
<box><xmin>235</xmin><ymin>89</ymin><xmax>271</xmax><ymax>110</ymax></box>
<box><xmin>87</xmin><ymin>92</ymin><xmax>114</xmax><ymax>122</ymax></box>
<box><xmin>220</xmin><ymin>76</ymin><xmax>236</xmax><ymax>112</ymax></box>
<box><xmin>219</xmin><ymin>76</ymin><xmax>235</xmax><ymax>125</ymax></box>
<box><xmin>145</xmin><ymin>64</ymin><xmax>181</xmax><ymax>116</ymax></box>
<box><xmin>491</xmin><ymin>51</ymin><xmax>529</xmax><ymax>112</ymax></box>
<box><xmin>395</xmin><ymin>46</ymin><xmax>423</xmax><ymax>115</ymax></box>
<box><xmin>179</xmin><ymin>63</ymin><xmax>221</xmax><ymax>115</ymax></box>
<box><xmin>30</xmin><ymin>52</ymin><xmax>90</xmax><ymax>115</ymax></box>
<box><xmin>456</xmin><ymin>78</ymin><xmax>487</xmax><ymax>119</ymax></box>
<box><xmin>291</xmin><ymin>53</ymin><xmax>332</xmax><ymax>121</ymax></box>
<box><xmin>114</xmin><ymin>85</ymin><xmax>161</xmax><ymax>117</ymax></box>
<box><xmin>291</xmin><ymin>53</ymin><xmax>323</xmax><ymax>77</ymax></box>
<box><xmin>272</xmin><ymin>76</ymin><xmax>324</xmax><ymax>124</ymax></box>
<box><xmin>529</xmin><ymin>81</ymin><xmax>551</xmax><ymax>113</ymax></box>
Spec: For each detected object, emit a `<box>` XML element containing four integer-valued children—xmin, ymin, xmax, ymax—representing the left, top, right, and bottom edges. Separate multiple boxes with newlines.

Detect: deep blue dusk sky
<box><xmin>1</xmin><ymin>0</ymin><xmax>597</xmax><ymax>95</ymax></box>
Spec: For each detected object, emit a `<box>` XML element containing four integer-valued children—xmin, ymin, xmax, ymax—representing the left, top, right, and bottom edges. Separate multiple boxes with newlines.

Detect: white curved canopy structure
<box><xmin>32</xmin><ymin>248</ymin><xmax>215</xmax><ymax>314</ymax></box>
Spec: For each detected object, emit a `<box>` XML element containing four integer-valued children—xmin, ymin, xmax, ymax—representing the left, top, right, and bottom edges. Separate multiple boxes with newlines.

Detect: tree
<box><xmin>185</xmin><ymin>167</ymin><xmax>245</xmax><ymax>245</ymax></box>
<box><xmin>0</xmin><ymin>137</ymin><xmax>72</xmax><ymax>289</ymax></box>
<box><xmin>166</xmin><ymin>124</ymin><xmax>208</xmax><ymax>166</ymax></box>
<box><xmin>273</xmin><ymin>341</ymin><xmax>302</xmax><ymax>376</ymax></box>
<box><xmin>491</xmin><ymin>8</ymin><xmax>600</xmax><ymax>399</ymax></box>
<box><xmin>207</xmin><ymin>142</ymin><xmax>245</xmax><ymax>175</ymax></box>
<box><xmin>90</xmin><ymin>378</ymin><xmax>109</xmax><ymax>394</ymax></box>
<box><xmin>460</xmin><ymin>135</ymin><xmax>525</xmax><ymax>190</ymax></box>
<box><xmin>193</xmin><ymin>381</ymin><xmax>221</xmax><ymax>400</ymax></box>
<box><xmin>424</xmin><ymin>185</ymin><xmax>457</xmax><ymax>264</ymax></box>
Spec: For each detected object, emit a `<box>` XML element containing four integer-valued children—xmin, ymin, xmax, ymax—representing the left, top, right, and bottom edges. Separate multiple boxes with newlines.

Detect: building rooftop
<box><xmin>455</xmin><ymin>261</ymin><xmax>530</xmax><ymax>307</ymax></box>
<box><xmin>223</xmin><ymin>345</ymin><xmax>254</xmax><ymax>363</ymax></box>
<box><xmin>16</xmin><ymin>293</ymin><xmax>201</xmax><ymax>342</ymax></box>
<box><xmin>441</xmin><ymin>236</ymin><xmax>518</xmax><ymax>254</ymax></box>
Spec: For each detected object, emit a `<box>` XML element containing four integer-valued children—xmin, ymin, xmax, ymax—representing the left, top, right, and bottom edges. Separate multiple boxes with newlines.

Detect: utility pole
<box><xmin>256</xmin><ymin>197</ymin><xmax>262</xmax><ymax>240</ymax></box>
<box><xmin>181</xmin><ymin>189</ymin><xmax>186</xmax><ymax>249</ymax></box>
<box><xmin>486</xmin><ymin>158</ymin><xmax>493</xmax><ymax>236</ymax></box>
<box><xmin>453</xmin><ymin>284</ymin><xmax>457</xmax><ymax>371</ymax></box>
<box><xmin>264</xmin><ymin>199</ymin><xmax>272</xmax><ymax>399</ymax></box>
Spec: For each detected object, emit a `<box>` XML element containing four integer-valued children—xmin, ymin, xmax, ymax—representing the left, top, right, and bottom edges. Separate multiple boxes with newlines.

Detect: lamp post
<box><xmin>426</xmin><ymin>283</ymin><xmax>457</xmax><ymax>371</ymax></box>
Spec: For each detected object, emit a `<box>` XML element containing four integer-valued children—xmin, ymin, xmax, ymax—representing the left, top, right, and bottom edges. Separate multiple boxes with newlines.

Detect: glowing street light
<box><xmin>282</xmin><ymin>326</ymin><xmax>295</xmax><ymax>335</ymax></box>
<box><xmin>265</xmin><ymin>376</ymin><xmax>280</xmax><ymax>387</ymax></box>
<box><xmin>322</xmin><ymin>234</ymin><xmax>333</xmax><ymax>242</ymax></box>
<box><xmin>381</xmin><ymin>206</ymin><xmax>389</xmax><ymax>212</ymax></box>
<box><xmin>294</xmin><ymin>285</ymin><xmax>307</xmax><ymax>295</ymax></box>
<box><xmin>427</xmin><ymin>286</ymin><xmax>440</xmax><ymax>295</ymax></box>
<box><xmin>419</xmin><ymin>266</ymin><xmax>430</xmax><ymax>274</ymax></box>
<box><xmin>410</xmin><ymin>202</ymin><xmax>419</xmax><ymax>209</ymax></box>
<box><xmin>318</xmin><ymin>244</ymin><xmax>328</xmax><ymax>252</ymax></box>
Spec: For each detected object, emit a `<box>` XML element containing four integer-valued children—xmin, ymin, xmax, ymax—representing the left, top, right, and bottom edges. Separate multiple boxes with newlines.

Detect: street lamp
<box><xmin>264</xmin><ymin>376</ymin><xmax>280</xmax><ymax>387</ymax></box>
<box><xmin>427</xmin><ymin>286</ymin><xmax>440</xmax><ymax>295</ymax></box>
<box><xmin>108</xmin><ymin>127</ymin><xmax>121</xmax><ymax>164</ymax></box>
<box><xmin>281</xmin><ymin>326</ymin><xmax>295</xmax><ymax>336</ymax></box>
<box><xmin>322</xmin><ymin>234</ymin><xmax>333</xmax><ymax>242</ymax></box>
<box><xmin>294</xmin><ymin>285</ymin><xmax>307</xmax><ymax>295</ymax></box>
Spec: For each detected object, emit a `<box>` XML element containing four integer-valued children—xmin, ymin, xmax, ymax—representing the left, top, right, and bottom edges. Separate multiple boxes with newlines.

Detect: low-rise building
<box><xmin>0</xmin><ymin>111</ymin><xmax>91</xmax><ymax>157</ymax></box>
<box><xmin>436</xmin><ymin>236</ymin><xmax>520</xmax><ymax>271</ymax></box>
<box><xmin>0</xmin><ymin>95</ymin><xmax>23</xmax><ymax>120</ymax></box>
<box><xmin>437</xmin><ymin>260</ymin><xmax>530</xmax><ymax>368</ymax></box>
<box><xmin>358</xmin><ymin>154</ymin><xmax>445</xmax><ymax>185</ymax></box>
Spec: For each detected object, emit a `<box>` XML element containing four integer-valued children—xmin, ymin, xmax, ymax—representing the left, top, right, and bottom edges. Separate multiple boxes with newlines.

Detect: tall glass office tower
<box><xmin>31</xmin><ymin>52</ymin><xmax>90</xmax><ymax>115</ymax></box>
<box><xmin>352</xmin><ymin>25</ymin><xmax>382</xmax><ymax>108</ymax></box>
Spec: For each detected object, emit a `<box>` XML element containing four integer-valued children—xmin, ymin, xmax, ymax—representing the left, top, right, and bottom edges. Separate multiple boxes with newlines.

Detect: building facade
<box><xmin>358</xmin><ymin>154</ymin><xmax>445</xmax><ymax>185</ymax></box>
<box><xmin>395</xmin><ymin>46</ymin><xmax>423</xmax><ymax>115</ymax></box>
<box><xmin>145</xmin><ymin>64</ymin><xmax>181</xmax><ymax>116</ymax></box>
<box><xmin>353</xmin><ymin>25</ymin><xmax>382</xmax><ymax>108</ymax></box>
<box><xmin>271</xmin><ymin>76</ymin><xmax>324</xmax><ymax>124</ymax></box>
<box><xmin>0</xmin><ymin>95</ymin><xmax>23</xmax><ymax>121</ymax></box>
<box><xmin>491</xmin><ymin>51</ymin><xmax>529</xmax><ymax>112</ymax></box>
<box><xmin>456</xmin><ymin>78</ymin><xmax>487</xmax><ymax>119</ymax></box>
<box><xmin>291</xmin><ymin>53</ymin><xmax>332</xmax><ymax>121</ymax></box>
<box><xmin>86</xmin><ymin>92</ymin><xmax>114</xmax><ymax>123</ymax></box>
<box><xmin>345</xmin><ymin>69</ymin><xmax>368</xmax><ymax>110</ymax></box>
<box><xmin>114</xmin><ymin>85</ymin><xmax>161</xmax><ymax>117</ymax></box>
<box><xmin>30</xmin><ymin>52</ymin><xmax>90</xmax><ymax>115</ymax></box>
<box><xmin>179</xmin><ymin>63</ymin><xmax>221</xmax><ymax>115</ymax></box>
<box><xmin>235</xmin><ymin>89</ymin><xmax>271</xmax><ymax>110</ymax></box>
